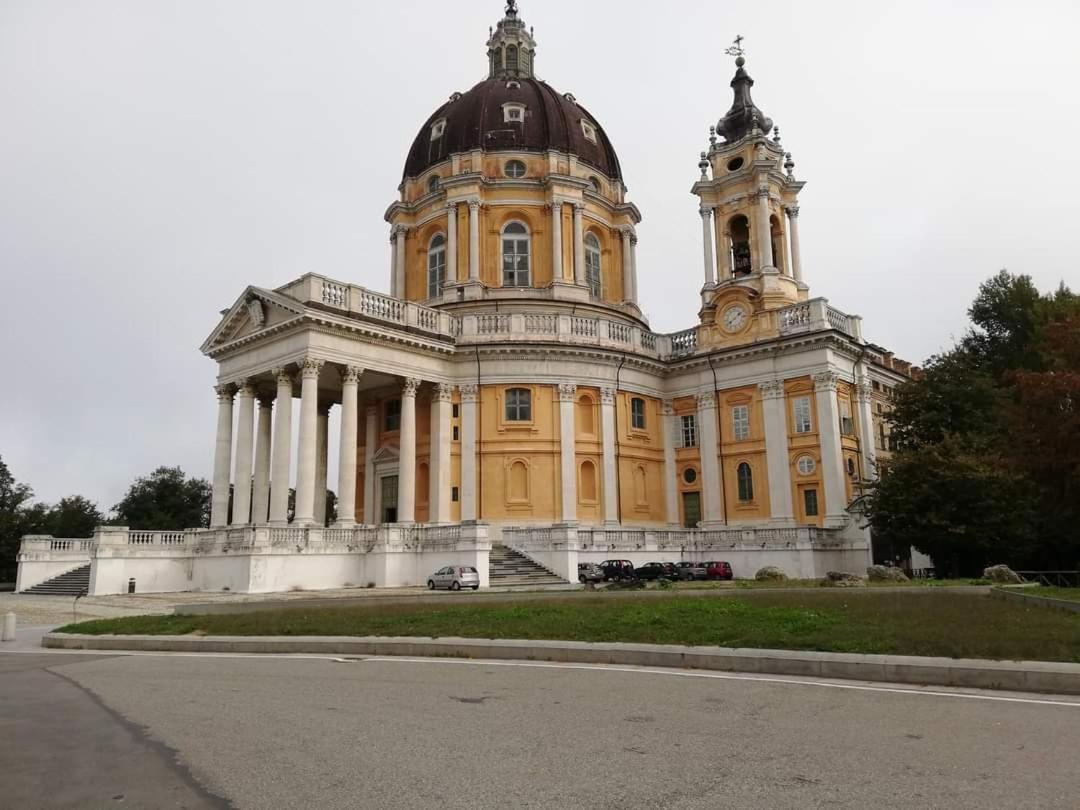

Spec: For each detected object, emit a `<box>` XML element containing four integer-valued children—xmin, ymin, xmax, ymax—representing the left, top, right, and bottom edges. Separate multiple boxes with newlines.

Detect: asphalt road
<box><xmin>3</xmin><ymin>651</ymin><xmax>1080</xmax><ymax>809</ymax></box>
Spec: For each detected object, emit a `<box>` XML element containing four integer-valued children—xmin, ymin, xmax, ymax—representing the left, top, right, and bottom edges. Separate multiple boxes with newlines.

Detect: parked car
<box><xmin>599</xmin><ymin>560</ymin><xmax>637</xmax><ymax>582</ymax></box>
<box><xmin>675</xmin><ymin>561</ymin><xmax>708</xmax><ymax>581</ymax></box>
<box><xmin>577</xmin><ymin>563</ymin><xmax>604</xmax><ymax>584</ymax></box>
<box><xmin>705</xmin><ymin>561</ymin><xmax>734</xmax><ymax>581</ymax></box>
<box><xmin>427</xmin><ymin>565</ymin><xmax>480</xmax><ymax>591</ymax></box>
<box><xmin>635</xmin><ymin>562</ymin><xmax>680</xmax><ymax>581</ymax></box>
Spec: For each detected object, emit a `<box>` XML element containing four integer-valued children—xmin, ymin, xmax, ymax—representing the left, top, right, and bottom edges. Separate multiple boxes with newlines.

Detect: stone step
<box><xmin>22</xmin><ymin>565</ymin><xmax>91</xmax><ymax>596</ymax></box>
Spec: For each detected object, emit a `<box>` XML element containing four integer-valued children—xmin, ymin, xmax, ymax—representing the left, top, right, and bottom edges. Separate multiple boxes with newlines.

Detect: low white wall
<box><xmin>16</xmin><ymin>558</ymin><xmax>89</xmax><ymax>592</ymax></box>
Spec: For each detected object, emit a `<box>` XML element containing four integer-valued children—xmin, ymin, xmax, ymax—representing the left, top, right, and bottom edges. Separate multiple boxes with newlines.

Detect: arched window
<box><xmin>427</xmin><ymin>234</ymin><xmax>446</xmax><ymax>299</ymax></box>
<box><xmin>737</xmin><ymin>462</ymin><xmax>754</xmax><ymax>502</ymax></box>
<box><xmin>427</xmin><ymin>175</ymin><xmax>440</xmax><ymax>194</ymax></box>
<box><xmin>584</xmin><ymin>233</ymin><xmax>602</xmax><ymax>297</ymax></box>
<box><xmin>579</xmin><ymin>460</ymin><xmax>597</xmax><ymax>502</ymax></box>
<box><xmin>502</xmin><ymin>222</ymin><xmax>530</xmax><ymax>286</ymax></box>
<box><xmin>505</xmin><ymin>388</ymin><xmax>532</xmax><ymax>421</ymax></box>
<box><xmin>729</xmin><ymin>215</ymin><xmax>751</xmax><ymax>277</ymax></box>
<box><xmin>577</xmin><ymin>394</ymin><xmax>595</xmax><ymax>435</ymax></box>
<box><xmin>770</xmin><ymin>215</ymin><xmax>784</xmax><ymax>272</ymax></box>
<box><xmin>506</xmin><ymin>45</ymin><xmax>519</xmax><ymax>73</ymax></box>
<box><xmin>588</xmin><ymin>176</ymin><xmax>602</xmax><ymax>193</ymax></box>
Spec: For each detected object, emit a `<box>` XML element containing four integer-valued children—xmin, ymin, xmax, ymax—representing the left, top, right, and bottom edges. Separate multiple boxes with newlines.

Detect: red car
<box><xmin>705</xmin><ymin>561</ymin><xmax>734</xmax><ymax>580</ymax></box>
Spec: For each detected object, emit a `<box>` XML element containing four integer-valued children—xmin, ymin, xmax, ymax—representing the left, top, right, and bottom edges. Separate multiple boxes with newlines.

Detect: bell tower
<box><xmin>692</xmin><ymin>38</ymin><xmax>807</xmax><ymax>320</ymax></box>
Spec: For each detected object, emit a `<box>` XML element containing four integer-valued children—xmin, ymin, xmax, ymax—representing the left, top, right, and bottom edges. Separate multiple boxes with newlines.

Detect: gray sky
<box><xmin>2</xmin><ymin>0</ymin><xmax>1078</xmax><ymax>511</ymax></box>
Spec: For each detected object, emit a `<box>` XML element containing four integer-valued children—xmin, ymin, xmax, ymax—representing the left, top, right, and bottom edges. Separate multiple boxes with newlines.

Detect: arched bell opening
<box><xmin>729</xmin><ymin>215</ymin><xmax>752</xmax><ymax>278</ymax></box>
<box><xmin>770</xmin><ymin>215</ymin><xmax>785</xmax><ymax>274</ymax></box>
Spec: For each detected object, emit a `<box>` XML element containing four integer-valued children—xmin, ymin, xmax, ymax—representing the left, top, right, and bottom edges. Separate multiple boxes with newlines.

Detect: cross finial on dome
<box><xmin>725</xmin><ymin>34</ymin><xmax>746</xmax><ymax>61</ymax></box>
<box><xmin>506</xmin><ymin>0</ymin><xmax>518</xmax><ymax>17</ymax></box>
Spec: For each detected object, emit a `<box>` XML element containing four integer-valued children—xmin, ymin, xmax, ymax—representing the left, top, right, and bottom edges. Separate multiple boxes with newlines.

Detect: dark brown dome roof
<box><xmin>403</xmin><ymin>78</ymin><xmax>623</xmax><ymax>182</ymax></box>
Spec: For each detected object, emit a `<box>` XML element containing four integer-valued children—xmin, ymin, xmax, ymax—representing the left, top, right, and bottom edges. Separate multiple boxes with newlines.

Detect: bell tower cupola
<box><xmin>692</xmin><ymin>37</ymin><xmax>807</xmax><ymax>316</ymax></box>
<box><xmin>487</xmin><ymin>1</ymin><xmax>537</xmax><ymax>80</ymax></box>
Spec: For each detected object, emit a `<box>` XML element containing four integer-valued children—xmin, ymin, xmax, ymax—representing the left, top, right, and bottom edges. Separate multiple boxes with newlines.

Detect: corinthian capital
<box><xmin>696</xmin><ymin>391</ymin><xmax>716</xmax><ymax>410</ymax></box>
<box><xmin>600</xmin><ymin>387</ymin><xmax>616</xmax><ymax>405</ymax></box>
<box><xmin>785</xmin><ymin>204</ymin><xmax>800</xmax><ymax>219</ymax></box>
<box><xmin>214</xmin><ymin>384</ymin><xmax>236</xmax><ymax>403</ymax></box>
<box><xmin>557</xmin><ymin>383</ymin><xmax>578</xmax><ymax>402</ymax></box>
<box><xmin>758</xmin><ymin>380</ymin><xmax>786</xmax><ymax>400</ymax></box>
<box><xmin>813</xmin><ymin>371</ymin><xmax>840</xmax><ymax>393</ymax></box>
<box><xmin>299</xmin><ymin>357</ymin><xmax>324</xmax><ymax>380</ymax></box>
<box><xmin>340</xmin><ymin>366</ymin><xmax>364</xmax><ymax>385</ymax></box>
<box><xmin>459</xmin><ymin>383</ymin><xmax>479</xmax><ymax>403</ymax></box>
<box><xmin>435</xmin><ymin>382</ymin><xmax>454</xmax><ymax>402</ymax></box>
<box><xmin>402</xmin><ymin>377</ymin><xmax>421</xmax><ymax>398</ymax></box>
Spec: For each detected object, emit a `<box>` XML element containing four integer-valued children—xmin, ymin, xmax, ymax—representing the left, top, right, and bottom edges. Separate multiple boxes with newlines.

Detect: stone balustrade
<box><xmin>283</xmin><ymin>273</ymin><xmax>861</xmax><ymax>361</ymax></box>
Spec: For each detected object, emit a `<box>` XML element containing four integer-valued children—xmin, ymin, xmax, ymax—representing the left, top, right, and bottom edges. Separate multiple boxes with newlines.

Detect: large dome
<box><xmin>402</xmin><ymin>77</ymin><xmax>623</xmax><ymax>182</ymax></box>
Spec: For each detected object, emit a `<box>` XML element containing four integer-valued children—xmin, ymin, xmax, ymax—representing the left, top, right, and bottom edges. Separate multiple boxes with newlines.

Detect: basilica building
<box><xmin>18</xmin><ymin>3</ymin><xmax>916</xmax><ymax>596</ymax></box>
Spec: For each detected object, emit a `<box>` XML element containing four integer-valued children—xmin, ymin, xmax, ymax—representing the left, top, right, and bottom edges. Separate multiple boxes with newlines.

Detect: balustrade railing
<box><xmin>570</xmin><ymin>317</ymin><xmax>598</xmax><ymax>338</ymax></box>
<box><xmin>525</xmin><ymin>314</ymin><xmax>557</xmax><ymax>335</ymax></box>
<box><xmin>669</xmin><ymin>328</ymin><xmax>698</xmax><ymax>358</ymax></box>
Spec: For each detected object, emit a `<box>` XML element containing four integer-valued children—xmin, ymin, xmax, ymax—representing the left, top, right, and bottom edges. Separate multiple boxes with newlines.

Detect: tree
<box><xmin>44</xmin><ymin>496</ymin><xmax>104</xmax><ymax>539</ymax></box>
<box><xmin>867</xmin><ymin>272</ymin><xmax>1080</xmax><ymax>575</ymax></box>
<box><xmin>0</xmin><ymin>456</ymin><xmax>48</xmax><ymax>579</ymax></box>
<box><xmin>112</xmin><ymin>467</ymin><xmax>211</xmax><ymax>530</ymax></box>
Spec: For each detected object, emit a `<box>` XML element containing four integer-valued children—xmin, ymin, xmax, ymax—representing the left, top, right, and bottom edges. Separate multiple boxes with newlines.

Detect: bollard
<box><xmin>1</xmin><ymin>612</ymin><xmax>15</xmax><ymax>642</ymax></box>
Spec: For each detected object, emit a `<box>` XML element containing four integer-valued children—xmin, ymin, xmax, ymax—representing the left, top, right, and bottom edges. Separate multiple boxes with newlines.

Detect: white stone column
<box><xmin>335</xmin><ymin>367</ymin><xmax>362</xmax><ymax>527</ymax></box>
<box><xmin>786</xmin><ymin>204</ymin><xmax>803</xmax><ymax>283</ymax></box>
<box><xmin>759</xmin><ymin>380</ymin><xmax>794</xmax><ymax>522</ymax></box>
<box><xmin>630</xmin><ymin>235</ymin><xmax>639</xmax><ymax>301</ymax></box>
<box><xmin>468</xmin><ymin>200</ymin><xmax>481</xmax><ymax>282</ymax></box>
<box><xmin>430</xmin><ymin>383</ymin><xmax>453</xmax><ymax>523</ymax></box>
<box><xmin>269</xmin><ymin>368</ymin><xmax>293</xmax><ymax>525</ymax></box>
<box><xmin>558</xmin><ymin>384</ymin><xmax>578</xmax><ymax>522</ymax></box>
<box><xmin>551</xmin><ymin>201</ymin><xmax>564</xmax><ymax>281</ymax></box>
<box><xmin>697</xmin><ymin>391</ymin><xmax>724</xmax><ymax>524</ymax></box>
<box><xmin>210</xmin><ymin>384</ymin><xmax>235</xmax><ymax>528</ymax></box>
<box><xmin>445</xmin><ymin>203</ymin><xmax>459</xmax><ymax>283</ymax></box>
<box><xmin>756</xmin><ymin>187</ymin><xmax>774</xmax><ymax>270</ymax></box>
<box><xmin>621</xmin><ymin>229</ymin><xmax>634</xmax><ymax>303</ymax></box>
<box><xmin>293</xmin><ymin>358</ymin><xmax>324</xmax><ymax>526</ymax></box>
<box><xmin>363</xmin><ymin>403</ymin><xmax>377</xmax><ymax>524</ymax></box>
<box><xmin>716</xmin><ymin>221</ymin><xmax>732</xmax><ymax>281</ymax></box>
<box><xmin>314</xmin><ymin>404</ymin><xmax>330</xmax><ymax>526</ymax></box>
<box><xmin>662</xmin><ymin>400</ymin><xmax>679</xmax><ymax>527</ymax></box>
<box><xmin>251</xmin><ymin>395</ymin><xmax>273</xmax><ymax>524</ymax></box>
<box><xmin>388</xmin><ymin>231</ymin><xmax>396</xmax><ymax>294</ymax></box>
<box><xmin>855</xmin><ymin>373</ymin><xmax>877</xmax><ymax>481</ymax></box>
<box><xmin>397</xmin><ymin>378</ymin><xmax>420</xmax><ymax>523</ymax></box>
<box><xmin>573</xmin><ymin>203</ymin><xmax>586</xmax><ymax>285</ymax></box>
<box><xmin>814</xmin><ymin>372</ymin><xmax>848</xmax><ymax>525</ymax></box>
<box><xmin>394</xmin><ymin>225</ymin><xmax>407</xmax><ymax>299</ymax></box>
<box><xmin>459</xmin><ymin>384</ymin><xmax>479</xmax><ymax>521</ymax></box>
<box><xmin>230</xmin><ymin>380</ymin><xmax>256</xmax><ymax>525</ymax></box>
<box><xmin>701</xmin><ymin>207</ymin><xmax>716</xmax><ymax>286</ymax></box>
<box><xmin>600</xmin><ymin>387</ymin><xmax>618</xmax><ymax>524</ymax></box>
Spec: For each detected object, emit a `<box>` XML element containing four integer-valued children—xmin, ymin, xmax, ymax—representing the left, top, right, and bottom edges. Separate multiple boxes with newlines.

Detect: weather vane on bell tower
<box><xmin>725</xmin><ymin>34</ymin><xmax>746</xmax><ymax>60</ymax></box>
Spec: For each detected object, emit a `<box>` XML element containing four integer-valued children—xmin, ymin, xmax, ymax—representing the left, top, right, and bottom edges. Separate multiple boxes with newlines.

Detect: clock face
<box><xmin>722</xmin><ymin>305</ymin><xmax>749</xmax><ymax>333</ymax></box>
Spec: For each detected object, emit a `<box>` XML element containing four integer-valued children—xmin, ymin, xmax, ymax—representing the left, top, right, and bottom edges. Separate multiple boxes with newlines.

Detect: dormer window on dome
<box><xmin>581</xmin><ymin>120</ymin><xmax>598</xmax><ymax>144</ymax></box>
<box><xmin>502</xmin><ymin>102</ymin><xmax>526</xmax><ymax>123</ymax></box>
<box><xmin>430</xmin><ymin>119</ymin><xmax>447</xmax><ymax>141</ymax></box>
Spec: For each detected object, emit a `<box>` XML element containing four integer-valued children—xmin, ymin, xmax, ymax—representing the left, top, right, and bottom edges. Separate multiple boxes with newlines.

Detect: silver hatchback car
<box><xmin>427</xmin><ymin>565</ymin><xmax>480</xmax><ymax>591</ymax></box>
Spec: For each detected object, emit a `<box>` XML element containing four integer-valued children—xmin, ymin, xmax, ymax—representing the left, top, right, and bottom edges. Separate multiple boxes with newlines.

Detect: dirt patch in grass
<box><xmin>57</xmin><ymin>590</ymin><xmax>1080</xmax><ymax>663</ymax></box>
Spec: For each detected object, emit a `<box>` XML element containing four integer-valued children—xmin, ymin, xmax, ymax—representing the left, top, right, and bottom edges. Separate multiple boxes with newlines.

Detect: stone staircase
<box><xmin>21</xmin><ymin>565</ymin><xmax>91</xmax><ymax>596</ymax></box>
<box><xmin>489</xmin><ymin>545</ymin><xmax>566</xmax><ymax>588</ymax></box>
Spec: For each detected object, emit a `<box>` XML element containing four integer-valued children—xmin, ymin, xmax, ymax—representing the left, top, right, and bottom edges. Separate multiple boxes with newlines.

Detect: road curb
<box><xmin>990</xmin><ymin>587</ymin><xmax>1080</xmax><ymax>614</ymax></box>
<box><xmin>41</xmin><ymin>633</ymin><xmax>1080</xmax><ymax>695</ymax></box>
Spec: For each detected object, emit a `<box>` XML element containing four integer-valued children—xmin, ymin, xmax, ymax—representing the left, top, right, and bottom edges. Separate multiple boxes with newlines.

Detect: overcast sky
<box><xmin>2</xmin><ymin>0</ymin><xmax>1078</xmax><ymax>512</ymax></box>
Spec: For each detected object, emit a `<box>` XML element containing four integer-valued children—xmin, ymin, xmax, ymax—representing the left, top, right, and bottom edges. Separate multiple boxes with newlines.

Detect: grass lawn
<box><xmin>59</xmin><ymin>590</ymin><xmax>1080</xmax><ymax>663</ymax></box>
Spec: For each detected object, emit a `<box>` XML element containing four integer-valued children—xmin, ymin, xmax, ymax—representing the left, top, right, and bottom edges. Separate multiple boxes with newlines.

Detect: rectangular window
<box><xmin>505</xmin><ymin>388</ymin><xmax>532</xmax><ymax>422</ymax></box>
<box><xmin>680</xmin><ymin>414</ymin><xmax>698</xmax><ymax>448</ymax></box>
<box><xmin>804</xmin><ymin>488</ymin><xmax>819</xmax><ymax>517</ymax></box>
<box><xmin>793</xmin><ymin>396</ymin><xmax>812</xmax><ymax>434</ymax></box>
<box><xmin>452</xmin><ymin>404</ymin><xmax>460</xmax><ymax>419</ymax></box>
<box><xmin>732</xmin><ymin>405</ymin><xmax>750</xmax><ymax>441</ymax></box>
<box><xmin>451</xmin><ymin>486</ymin><xmax>460</xmax><ymax>503</ymax></box>
<box><xmin>452</xmin><ymin>426</ymin><xmax>460</xmax><ymax>441</ymax></box>
<box><xmin>384</xmin><ymin>399</ymin><xmax>402</xmax><ymax>432</ymax></box>
<box><xmin>840</xmin><ymin>400</ymin><xmax>855</xmax><ymax>436</ymax></box>
<box><xmin>631</xmin><ymin>397</ymin><xmax>646</xmax><ymax>430</ymax></box>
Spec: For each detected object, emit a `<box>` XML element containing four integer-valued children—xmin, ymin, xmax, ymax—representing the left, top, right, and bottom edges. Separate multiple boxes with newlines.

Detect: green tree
<box><xmin>112</xmin><ymin>467</ymin><xmax>211</xmax><ymax>530</ymax></box>
<box><xmin>0</xmin><ymin>456</ymin><xmax>48</xmax><ymax>579</ymax></box>
<box><xmin>867</xmin><ymin>272</ymin><xmax>1080</xmax><ymax>575</ymax></box>
<box><xmin>44</xmin><ymin>496</ymin><xmax>104</xmax><ymax>539</ymax></box>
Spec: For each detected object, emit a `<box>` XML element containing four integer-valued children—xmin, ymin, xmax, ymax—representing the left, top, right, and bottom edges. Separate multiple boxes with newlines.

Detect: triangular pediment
<box><xmin>201</xmin><ymin>287</ymin><xmax>306</xmax><ymax>354</ymax></box>
<box><xmin>372</xmin><ymin>445</ymin><xmax>400</xmax><ymax>463</ymax></box>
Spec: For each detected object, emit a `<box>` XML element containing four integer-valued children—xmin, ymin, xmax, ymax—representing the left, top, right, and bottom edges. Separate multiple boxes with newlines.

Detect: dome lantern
<box><xmin>487</xmin><ymin>1</ymin><xmax>537</xmax><ymax>80</ymax></box>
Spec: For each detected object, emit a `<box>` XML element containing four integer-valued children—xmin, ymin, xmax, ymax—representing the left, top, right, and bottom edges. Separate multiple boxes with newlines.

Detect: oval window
<box><xmin>505</xmin><ymin>160</ymin><xmax>527</xmax><ymax>179</ymax></box>
<box><xmin>683</xmin><ymin>468</ymin><xmax>698</xmax><ymax>485</ymax></box>
<box><xmin>727</xmin><ymin>156</ymin><xmax>745</xmax><ymax>172</ymax></box>
<box><xmin>797</xmin><ymin>456</ymin><xmax>816</xmax><ymax>476</ymax></box>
